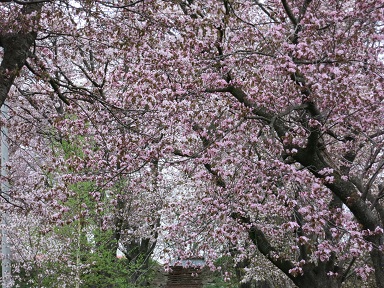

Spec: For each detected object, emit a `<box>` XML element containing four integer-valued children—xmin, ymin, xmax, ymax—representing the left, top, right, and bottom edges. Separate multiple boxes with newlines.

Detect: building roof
<box><xmin>170</xmin><ymin>258</ymin><xmax>205</xmax><ymax>268</ymax></box>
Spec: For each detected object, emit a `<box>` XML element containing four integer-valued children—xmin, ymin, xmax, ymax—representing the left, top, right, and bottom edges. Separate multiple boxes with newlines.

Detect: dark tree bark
<box><xmin>0</xmin><ymin>2</ymin><xmax>42</xmax><ymax>107</ymax></box>
<box><xmin>247</xmin><ymin>226</ymin><xmax>343</xmax><ymax>288</ymax></box>
<box><xmin>223</xmin><ymin>84</ymin><xmax>384</xmax><ymax>288</ymax></box>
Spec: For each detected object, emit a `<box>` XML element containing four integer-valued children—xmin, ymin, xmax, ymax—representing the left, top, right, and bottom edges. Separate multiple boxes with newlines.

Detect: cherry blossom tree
<box><xmin>1</xmin><ymin>1</ymin><xmax>171</xmax><ymax>286</ymax></box>
<box><xmin>1</xmin><ymin>0</ymin><xmax>384</xmax><ymax>288</ymax></box>
<box><xmin>153</xmin><ymin>1</ymin><xmax>384</xmax><ymax>287</ymax></box>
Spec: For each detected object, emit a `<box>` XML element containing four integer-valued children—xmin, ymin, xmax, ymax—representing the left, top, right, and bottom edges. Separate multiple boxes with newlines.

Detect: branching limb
<box><xmin>281</xmin><ymin>0</ymin><xmax>297</xmax><ymax>26</ymax></box>
<box><xmin>0</xmin><ymin>0</ymin><xmax>51</xmax><ymax>4</ymax></box>
<box><xmin>253</xmin><ymin>1</ymin><xmax>278</xmax><ymax>22</ymax></box>
<box><xmin>25</xmin><ymin>61</ymin><xmax>70</xmax><ymax>105</ymax></box>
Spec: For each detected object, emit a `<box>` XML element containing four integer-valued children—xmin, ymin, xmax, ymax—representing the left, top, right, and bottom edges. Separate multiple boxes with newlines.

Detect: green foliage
<box><xmin>204</xmin><ymin>277</ymin><xmax>238</xmax><ymax>288</ymax></box>
<box><xmin>13</xmin><ymin>125</ymin><xmax>157</xmax><ymax>287</ymax></box>
<box><xmin>81</xmin><ymin>249</ymin><xmax>132</xmax><ymax>287</ymax></box>
<box><xmin>13</xmin><ymin>259</ymin><xmax>75</xmax><ymax>288</ymax></box>
<box><xmin>203</xmin><ymin>256</ymin><xmax>238</xmax><ymax>288</ymax></box>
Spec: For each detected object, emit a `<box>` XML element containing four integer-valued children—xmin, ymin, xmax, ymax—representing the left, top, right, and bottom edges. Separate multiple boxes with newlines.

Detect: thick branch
<box><xmin>294</xmin><ymin>148</ymin><xmax>380</xmax><ymax>231</ymax></box>
<box><xmin>0</xmin><ymin>32</ymin><xmax>37</xmax><ymax>107</ymax></box>
<box><xmin>210</xmin><ymin>84</ymin><xmax>379</xmax><ymax>233</ymax></box>
<box><xmin>248</xmin><ymin>225</ymin><xmax>295</xmax><ymax>275</ymax></box>
<box><xmin>281</xmin><ymin>0</ymin><xmax>297</xmax><ymax>25</ymax></box>
<box><xmin>298</xmin><ymin>0</ymin><xmax>313</xmax><ymax>22</ymax></box>
<box><xmin>0</xmin><ymin>3</ymin><xmax>42</xmax><ymax>107</ymax></box>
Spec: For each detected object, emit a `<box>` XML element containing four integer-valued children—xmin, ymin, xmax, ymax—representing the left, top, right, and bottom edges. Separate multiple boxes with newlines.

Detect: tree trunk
<box><xmin>254</xmin><ymin>280</ymin><xmax>274</xmax><ymax>288</ymax></box>
<box><xmin>234</xmin><ymin>257</ymin><xmax>252</xmax><ymax>288</ymax></box>
<box><xmin>124</xmin><ymin>238</ymin><xmax>155</xmax><ymax>287</ymax></box>
<box><xmin>370</xmin><ymin>241</ymin><xmax>384</xmax><ymax>288</ymax></box>
<box><xmin>0</xmin><ymin>3</ymin><xmax>42</xmax><ymax>107</ymax></box>
<box><xmin>248</xmin><ymin>226</ymin><xmax>343</xmax><ymax>288</ymax></box>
